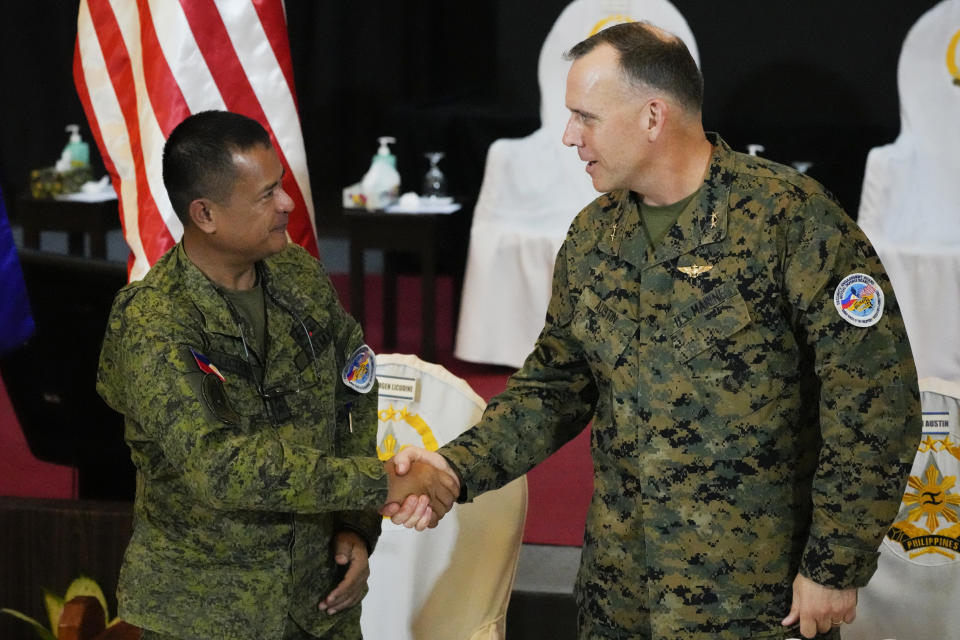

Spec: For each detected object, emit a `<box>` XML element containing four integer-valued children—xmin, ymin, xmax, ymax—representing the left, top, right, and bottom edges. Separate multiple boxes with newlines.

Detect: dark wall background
<box><xmin>0</xmin><ymin>1</ymin><xmax>942</xmax><ymax>233</ymax></box>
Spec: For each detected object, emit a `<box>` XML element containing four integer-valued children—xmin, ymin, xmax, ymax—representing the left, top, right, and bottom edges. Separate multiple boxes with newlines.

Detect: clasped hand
<box><xmin>381</xmin><ymin>447</ymin><xmax>460</xmax><ymax>530</ymax></box>
<box><xmin>781</xmin><ymin>574</ymin><xmax>857</xmax><ymax>638</ymax></box>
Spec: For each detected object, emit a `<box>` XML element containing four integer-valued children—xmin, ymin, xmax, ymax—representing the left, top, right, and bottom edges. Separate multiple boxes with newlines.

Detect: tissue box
<box><xmin>30</xmin><ymin>166</ymin><xmax>93</xmax><ymax>199</ymax></box>
<box><xmin>342</xmin><ymin>182</ymin><xmax>367</xmax><ymax>209</ymax></box>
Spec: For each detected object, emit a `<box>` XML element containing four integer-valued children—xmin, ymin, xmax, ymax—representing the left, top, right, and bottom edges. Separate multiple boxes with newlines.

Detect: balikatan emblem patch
<box><xmin>833</xmin><ymin>273</ymin><xmax>884</xmax><ymax>327</ymax></box>
<box><xmin>342</xmin><ymin>344</ymin><xmax>376</xmax><ymax>393</ymax></box>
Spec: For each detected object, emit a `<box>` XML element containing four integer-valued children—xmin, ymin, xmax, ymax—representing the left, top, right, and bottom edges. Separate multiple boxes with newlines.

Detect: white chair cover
<box><xmin>454</xmin><ymin>0</ymin><xmax>699</xmax><ymax>367</ymax></box>
<box><xmin>361</xmin><ymin>354</ymin><xmax>528</xmax><ymax>640</ymax></box>
<box><xmin>857</xmin><ymin>0</ymin><xmax>960</xmax><ymax>381</ymax></box>
<box><xmin>843</xmin><ymin>378</ymin><xmax>960</xmax><ymax>640</ymax></box>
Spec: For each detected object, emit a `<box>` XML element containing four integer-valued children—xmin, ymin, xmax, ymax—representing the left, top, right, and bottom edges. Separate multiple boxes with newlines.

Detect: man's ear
<box><xmin>643</xmin><ymin>97</ymin><xmax>669</xmax><ymax>141</ymax></box>
<box><xmin>188</xmin><ymin>198</ymin><xmax>216</xmax><ymax>233</ymax></box>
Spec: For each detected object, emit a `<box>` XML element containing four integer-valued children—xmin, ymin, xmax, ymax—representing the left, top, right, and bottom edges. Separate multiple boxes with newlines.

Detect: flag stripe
<box><xmin>137</xmin><ymin>0</ymin><xmax>190</xmax><ymax>136</ymax></box>
<box><xmin>74</xmin><ymin>0</ymin><xmax>318</xmax><ymax>281</ymax></box>
<box><xmin>212</xmin><ymin>1</ymin><xmax>317</xmax><ymax>246</ymax></box>
<box><xmin>250</xmin><ymin>0</ymin><xmax>299</xmax><ymax>112</ymax></box>
<box><xmin>148</xmin><ymin>0</ymin><xmax>227</xmax><ymax>114</ymax></box>
<box><xmin>109</xmin><ymin>0</ymin><xmax>184</xmax><ymax>264</ymax></box>
<box><xmin>75</xmin><ymin>0</ymin><xmax>152</xmax><ymax>278</ymax></box>
<box><xmin>179</xmin><ymin>0</ymin><xmax>317</xmax><ymax>256</ymax></box>
<box><xmin>87</xmin><ymin>0</ymin><xmax>175</xmax><ymax>269</ymax></box>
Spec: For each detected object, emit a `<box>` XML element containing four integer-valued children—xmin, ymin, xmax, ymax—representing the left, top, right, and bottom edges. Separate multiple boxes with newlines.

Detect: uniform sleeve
<box><xmin>441</xmin><ymin>238</ymin><xmax>599</xmax><ymax>500</ymax></box>
<box><xmin>327</xmin><ymin>280</ymin><xmax>383</xmax><ymax>551</ymax></box>
<box><xmin>96</xmin><ymin>288</ymin><xmax>388</xmax><ymax>515</ymax></box>
<box><xmin>783</xmin><ymin>193</ymin><xmax>920</xmax><ymax>588</ymax></box>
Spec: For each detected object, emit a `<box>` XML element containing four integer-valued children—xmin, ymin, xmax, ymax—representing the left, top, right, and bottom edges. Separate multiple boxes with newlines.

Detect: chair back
<box><xmin>844</xmin><ymin>377</ymin><xmax>960</xmax><ymax>640</ymax></box>
<box><xmin>361</xmin><ymin>354</ymin><xmax>528</xmax><ymax>640</ymax></box>
<box><xmin>858</xmin><ymin>0</ymin><xmax>960</xmax><ymax>245</ymax></box>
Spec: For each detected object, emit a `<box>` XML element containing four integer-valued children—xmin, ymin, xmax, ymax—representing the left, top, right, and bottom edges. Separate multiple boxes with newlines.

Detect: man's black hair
<box><xmin>162</xmin><ymin>110</ymin><xmax>272</xmax><ymax>224</ymax></box>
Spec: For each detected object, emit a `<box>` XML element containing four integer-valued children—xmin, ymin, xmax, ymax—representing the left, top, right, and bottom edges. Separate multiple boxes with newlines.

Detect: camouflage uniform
<box><xmin>441</xmin><ymin>135</ymin><xmax>920</xmax><ymax>639</ymax></box>
<box><xmin>97</xmin><ymin>243</ymin><xmax>387</xmax><ymax>640</ymax></box>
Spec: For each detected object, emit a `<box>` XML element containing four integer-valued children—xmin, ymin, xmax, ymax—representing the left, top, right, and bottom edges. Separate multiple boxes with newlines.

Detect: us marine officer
<box><xmin>388</xmin><ymin>21</ymin><xmax>920</xmax><ymax>640</ymax></box>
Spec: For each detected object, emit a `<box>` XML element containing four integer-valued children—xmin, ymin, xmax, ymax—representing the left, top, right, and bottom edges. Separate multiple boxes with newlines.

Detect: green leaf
<box><xmin>41</xmin><ymin>588</ymin><xmax>64</xmax><ymax>635</ymax></box>
<box><xmin>0</xmin><ymin>608</ymin><xmax>57</xmax><ymax>640</ymax></box>
<box><xmin>64</xmin><ymin>575</ymin><xmax>109</xmax><ymax>621</ymax></box>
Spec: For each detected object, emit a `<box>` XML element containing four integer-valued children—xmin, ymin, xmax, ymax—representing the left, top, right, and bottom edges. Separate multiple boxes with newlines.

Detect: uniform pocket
<box><xmin>669</xmin><ymin>282</ymin><xmax>789</xmax><ymax>417</ymax></box>
<box><xmin>669</xmin><ymin>281</ymin><xmax>750</xmax><ymax>365</ymax></box>
<box><xmin>572</xmin><ymin>287</ymin><xmax>638</xmax><ymax>373</ymax></box>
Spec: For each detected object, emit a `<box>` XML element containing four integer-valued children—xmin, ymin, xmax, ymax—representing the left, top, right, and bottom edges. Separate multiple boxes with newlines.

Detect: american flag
<box><xmin>73</xmin><ymin>0</ymin><xmax>317</xmax><ymax>281</ymax></box>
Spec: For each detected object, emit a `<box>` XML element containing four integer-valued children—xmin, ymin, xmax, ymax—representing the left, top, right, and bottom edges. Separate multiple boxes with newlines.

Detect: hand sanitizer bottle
<box><xmin>65</xmin><ymin>124</ymin><xmax>90</xmax><ymax>168</ymax></box>
<box><xmin>361</xmin><ymin>136</ymin><xmax>400</xmax><ymax>211</ymax></box>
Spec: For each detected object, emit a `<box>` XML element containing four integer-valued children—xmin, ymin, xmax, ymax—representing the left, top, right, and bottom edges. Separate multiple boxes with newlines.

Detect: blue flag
<box><xmin>0</xmin><ymin>184</ymin><xmax>34</xmax><ymax>354</ymax></box>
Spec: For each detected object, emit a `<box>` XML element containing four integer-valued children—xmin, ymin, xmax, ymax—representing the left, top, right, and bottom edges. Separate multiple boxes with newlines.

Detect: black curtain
<box><xmin>0</xmin><ymin>1</ymin><xmax>942</xmax><ymax>229</ymax></box>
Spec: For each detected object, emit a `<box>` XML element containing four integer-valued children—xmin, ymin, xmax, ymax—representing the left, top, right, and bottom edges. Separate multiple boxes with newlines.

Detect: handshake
<box><xmin>381</xmin><ymin>447</ymin><xmax>460</xmax><ymax>531</ymax></box>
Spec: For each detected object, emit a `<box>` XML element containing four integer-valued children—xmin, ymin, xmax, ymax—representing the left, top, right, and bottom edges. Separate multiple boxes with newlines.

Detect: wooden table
<box><xmin>14</xmin><ymin>195</ymin><xmax>120</xmax><ymax>258</ymax></box>
<box><xmin>344</xmin><ymin>205</ymin><xmax>461</xmax><ymax>361</ymax></box>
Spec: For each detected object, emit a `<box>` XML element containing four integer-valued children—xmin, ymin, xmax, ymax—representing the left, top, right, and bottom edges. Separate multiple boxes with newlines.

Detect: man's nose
<box><xmin>276</xmin><ymin>185</ymin><xmax>295</xmax><ymax>213</ymax></box>
<box><xmin>561</xmin><ymin>117</ymin><xmax>579</xmax><ymax>147</ymax></box>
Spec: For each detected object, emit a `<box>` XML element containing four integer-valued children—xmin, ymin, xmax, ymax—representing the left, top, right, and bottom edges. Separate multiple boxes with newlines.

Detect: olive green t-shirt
<box><xmin>223</xmin><ymin>283</ymin><xmax>266</xmax><ymax>357</ymax></box>
<box><xmin>640</xmin><ymin>187</ymin><xmax>702</xmax><ymax>248</ymax></box>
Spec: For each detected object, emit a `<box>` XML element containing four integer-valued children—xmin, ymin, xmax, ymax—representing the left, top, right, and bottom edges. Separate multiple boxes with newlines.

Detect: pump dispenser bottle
<box><xmin>65</xmin><ymin>124</ymin><xmax>90</xmax><ymax>168</ymax></box>
<box><xmin>361</xmin><ymin>136</ymin><xmax>400</xmax><ymax>210</ymax></box>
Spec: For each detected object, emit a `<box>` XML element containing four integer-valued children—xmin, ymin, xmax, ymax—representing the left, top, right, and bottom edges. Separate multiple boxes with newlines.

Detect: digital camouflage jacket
<box><xmin>98</xmin><ymin>243</ymin><xmax>386</xmax><ymax>640</ymax></box>
<box><xmin>441</xmin><ymin>135</ymin><xmax>920</xmax><ymax>639</ymax></box>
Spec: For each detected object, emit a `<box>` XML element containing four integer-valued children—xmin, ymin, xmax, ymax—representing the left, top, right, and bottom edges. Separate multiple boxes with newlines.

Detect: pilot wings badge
<box><xmin>678</xmin><ymin>264</ymin><xmax>714</xmax><ymax>278</ymax></box>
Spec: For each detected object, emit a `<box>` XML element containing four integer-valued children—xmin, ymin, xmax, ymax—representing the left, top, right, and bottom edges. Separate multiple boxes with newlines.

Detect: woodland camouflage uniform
<box><xmin>441</xmin><ymin>135</ymin><xmax>920</xmax><ymax>640</ymax></box>
<box><xmin>98</xmin><ymin>242</ymin><xmax>386</xmax><ymax>640</ymax></box>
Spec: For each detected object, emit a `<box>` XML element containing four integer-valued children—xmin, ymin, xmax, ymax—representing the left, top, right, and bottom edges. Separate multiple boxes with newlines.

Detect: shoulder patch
<box><xmin>342</xmin><ymin>344</ymin><xmax>376</xmax><ymax>393</ymax></box>
<box><xmin>834</xmin><ymin>273</ymin><xmax>884</xmax><ymax>327</ymax></box>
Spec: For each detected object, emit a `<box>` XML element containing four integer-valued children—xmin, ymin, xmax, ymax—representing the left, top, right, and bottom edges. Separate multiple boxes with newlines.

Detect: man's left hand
<box><xmin>781</xmin><ymin>573</ymin><xmax>857</xmax><ymax>638</ymax></box>
<box><xmin>319</xmin><ymin>531</ymin><xmax>370</xmax><ymax>615</ymax></box>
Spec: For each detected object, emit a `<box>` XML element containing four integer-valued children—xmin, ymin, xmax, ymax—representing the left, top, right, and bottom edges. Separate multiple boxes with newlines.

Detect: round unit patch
<box><xmin>342</xmin><ymin>344</ymin><xmax>376</xmax><ymax>393</ymax></box>
<box><xmin>833</xmin><ymin>273</ymin><xmax>884</xmax><ymax>327</ymax></box>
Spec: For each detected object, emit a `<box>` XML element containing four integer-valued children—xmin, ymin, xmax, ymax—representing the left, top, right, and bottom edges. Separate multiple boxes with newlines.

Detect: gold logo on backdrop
<box><xmin>948</xmin><ymin>29</ymin><xmax>960</xmax><ymax>86</ymax></box>
<box><xmin>678</xmin><ymin>264</ymin><xmax>714</xmax><ymax>278</ymax></box>
<box><xmin>589</xmin><ymin>15</ymin><xmax>635</xmax><ymax>37</ymax></box>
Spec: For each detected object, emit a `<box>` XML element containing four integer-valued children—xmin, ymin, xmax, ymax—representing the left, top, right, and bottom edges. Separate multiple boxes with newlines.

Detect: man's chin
<box><xmin>590</xmin><ymin>178</ymin><xmax>608</xmax><ymax>193</ymax></box>
<box><xmin>258</xmin><ymin>235</ymin><xmax>290</xmax><ymax>259</ymax></box>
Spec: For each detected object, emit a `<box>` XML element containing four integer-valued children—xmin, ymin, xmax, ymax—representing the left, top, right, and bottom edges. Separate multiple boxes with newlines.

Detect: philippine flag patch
<box><xmin>189</xmin><ymin>347</ymin><xmax>226</xmax><ymax>381</ymax></box>
<box><xmin>833</xmin><ymin>273</ymin><xmax>884</xmax><ymax>327</ymax></box>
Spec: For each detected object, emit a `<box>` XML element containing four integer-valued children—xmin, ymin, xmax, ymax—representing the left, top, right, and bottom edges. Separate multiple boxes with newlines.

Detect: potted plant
<box><xmin>2</xmin><ymin>575</ymin><xmax>121</xmax><ymax>640</ymax></box>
